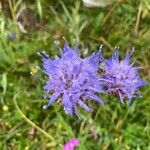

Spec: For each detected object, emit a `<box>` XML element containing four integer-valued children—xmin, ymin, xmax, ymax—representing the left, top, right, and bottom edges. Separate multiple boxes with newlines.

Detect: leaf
<box><xmin>1</xmin><ymin>73</ymin><xmax>7</xmax><ymax>97</ymax></box>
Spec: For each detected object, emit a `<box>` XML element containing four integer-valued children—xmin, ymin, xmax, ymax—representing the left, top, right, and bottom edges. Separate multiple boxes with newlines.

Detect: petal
<box><xmin>43</xmin><ymin>92</ymin><xmax>60</xmax><ymax>109</ymax></box>
<box><xmin>70</xmin><ymin>138</ymin><xmax>80</xmax><ymax>146</ymax></box>
<box><xmin>118</xmin><ymin>91</ymin><xmax>125</xmax><ymax>104</ymax></box>
<box><xmin>78</xmin><ymin>100</ymin><xmax>92</xmax><ymax>112</ymax></box>
<box><xmin>136</xmin><ymin>79</ymin><xmax>147</xmax><ymax>87</ymax></box>
<box><xmin>84</xmin><ymin>52</ymin><xmax>100</xmax><ymax>72</ymax></box>
<box><xmin>42</xmin><ymin>57</ymin><xmax>59</xmax><ymax>76</ymax></box>
<box><xmin>90</xmin><ymin>95</ymin><xmax>104</xmax><ymax>105</ymax></box>
<box><xmin>121</xmin><ymin>52</ymin><xmax>131</xmax><ymax>66</ymax></box>
<box><xmin>63</xmin><ymin>144</ymin><xmax>70</xmax><ymax>150</ymax></box>
<box><xmin>113</xmin><ymin>51</ymin><xmax>119</xmax><ymax>63</ymax></box>
<box><xmin>64</xmin><ymin>44</ymin><xmax>72</xmax><ymax>53</ymax></box>
<box><xmin>44</xmin><ymin>80</ymin><xmax>63</xmax><ymax>92</ymax></box>
<box><xmin>63</xmin><ymin>92</ymin><xmax>73</xmax><ymax>115</ymax></box>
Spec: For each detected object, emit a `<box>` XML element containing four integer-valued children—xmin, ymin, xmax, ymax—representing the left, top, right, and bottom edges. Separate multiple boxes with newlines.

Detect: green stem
<box><xmin>94</xmin><ymin>107</ymin><xmax>100</xmax><ymax>121</ymax></box>
<box><xmin>8</xmin><ymin>0</ymin><xmax>16</xmax><ymax>21</ymax></box>
<box><xmin>13</xmin><ymin>95</ymin><xmax>55</xmax><ymax>142</ymax></box>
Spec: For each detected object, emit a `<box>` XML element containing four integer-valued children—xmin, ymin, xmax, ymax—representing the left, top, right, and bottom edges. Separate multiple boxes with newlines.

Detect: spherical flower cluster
<box><xmin>39</xmin><ymin>43</ymin><xmax>104</xmax><ymax>117</ymax></box>
<box><xmin>37</xmin><ymin>41</ymin><xmax>147</xmax><ymax>117</ymax></box>
<box><xmin>99</xmin><ymin>48</ymin><xmax>147</xmax><ymax>103</ymax></box>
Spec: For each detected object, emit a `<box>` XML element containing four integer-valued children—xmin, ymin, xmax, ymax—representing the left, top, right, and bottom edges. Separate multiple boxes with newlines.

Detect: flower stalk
<box><xmin>13</xmin><ymin>95</ymin><xmax>60</xmax><ymax>145</ymax></box>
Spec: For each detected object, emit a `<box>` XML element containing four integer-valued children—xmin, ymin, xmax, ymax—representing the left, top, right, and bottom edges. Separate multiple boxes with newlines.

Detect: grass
<box><xmin>0</xmin><ymin>0</ymin><xmax>150</xmax><ymax>149</ymax></box>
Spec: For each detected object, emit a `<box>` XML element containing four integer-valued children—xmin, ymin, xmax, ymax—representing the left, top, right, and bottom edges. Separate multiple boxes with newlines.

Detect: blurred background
<box><xmin>0</xmin><ymin>0</ymin><xmax>150</xmax><ymax>149</ymax></box>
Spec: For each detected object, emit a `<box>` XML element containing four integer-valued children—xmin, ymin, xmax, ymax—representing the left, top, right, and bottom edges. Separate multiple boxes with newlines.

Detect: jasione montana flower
<box><xmin>99</xmin><ymin>48</ymin><xmax>147</xmax><ymax>103</ymax></box>
<box><xmin>38</xmin><ymin>43</ymin><xmax>104</xmax><ymax>117</ymax></box>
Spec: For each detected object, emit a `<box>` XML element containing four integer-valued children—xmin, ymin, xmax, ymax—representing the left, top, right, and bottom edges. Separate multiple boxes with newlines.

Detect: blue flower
<box><xmin>38</xmin><ymin>43</ymin><xmax>104</xmax><ymax>117</ymax></box>
<box><xmin>100</xmin><ymin>48</ymin><xmax>147</xmax><ymax>103</ymax></box>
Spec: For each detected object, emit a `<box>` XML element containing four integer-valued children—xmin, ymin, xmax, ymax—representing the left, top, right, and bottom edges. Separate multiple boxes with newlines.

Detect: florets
<box><xmin>39</xmin><ymin>43</ymin><xmax>104</xmax><ymax>117</ymax></box>
<box><xmin>100</xmin><ymin>48</ymin><xmax>147</xmax><ymax>103</ymax></box>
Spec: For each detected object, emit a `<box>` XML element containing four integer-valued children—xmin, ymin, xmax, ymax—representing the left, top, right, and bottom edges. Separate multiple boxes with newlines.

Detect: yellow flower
<box><xmin>31</xmin><ymin>67</ymin><xmax>38</xmax><ymax>74</ymax></box>
<box><xmin>3</xmin><ymin>105</ymin><xmax>9</xmax><ymax>111</ymax></box>
<box><xmin>25</xmin><ymin>146</ymin><xmax>29</xmax><ymax>150</ymax></box>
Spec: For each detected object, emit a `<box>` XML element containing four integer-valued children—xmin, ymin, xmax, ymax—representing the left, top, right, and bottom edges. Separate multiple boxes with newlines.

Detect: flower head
<box><xmin>100</xmin><ymin>48</ymin><xmax>146</xmax><ymax>103</ymax></box>
<box><xmin>63</xmin><ymin>138</ymin><xmax>79</xmax><ymax>150</ymax></box>
<box><xmin>39</xmin><ymin>43</ymin><xmax>104</xmax><ymax>117</ymax></box>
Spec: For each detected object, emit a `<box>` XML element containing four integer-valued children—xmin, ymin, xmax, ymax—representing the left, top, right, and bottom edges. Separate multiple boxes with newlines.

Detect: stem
<box><xmin>135</xmin><ymin>3</ymin><xmax>142</xmax><ymax>35</ymax></box>
<box><xmin>94</xmin><ymin>107</ymin><xmax>101</xmax><ymax>121</ymax></box>
<box><xmin>102</xmin><ymin>3</ymin><xmax>118</xmax><ymax>26</ymax></box>
<box><xmin>8</xmin><ymin>0</ymin><xmax>16</xmax><ymax>21</ymax></box>
<box><xmin>13</xmin><ymin>95</ymin><xmax>55</xmax><ymax>142</ymax></box>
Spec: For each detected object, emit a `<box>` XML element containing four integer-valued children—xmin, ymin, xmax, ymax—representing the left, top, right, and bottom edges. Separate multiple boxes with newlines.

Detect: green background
<box><xmin>0</xmin><ymin>0</ymin><xmax>150</xmax><ymax>149</ymax></box>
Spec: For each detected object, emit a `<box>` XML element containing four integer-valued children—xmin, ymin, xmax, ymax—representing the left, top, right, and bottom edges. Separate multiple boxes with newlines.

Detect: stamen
<box><xmin>99</xmin><ymin>45</ymin><xmax>103</xmax><ymax>53</ymax></box>
<box><xmin>37</xmin><ymin>52</ymin><xmax>49</xmax><ymax>58</ymax></box>
<box><xmin>41</xmin><ymin>51</ymin><xmax>49</xmax><ymax>58</ymax></box>
<box><xmin>54</xmin><ymin>40</ymin><xmax>63</xmax><ymax>55</ymax></box>
<box><xmin>36</xmin><ymin>66</ymin><xmax>42</xmax><ymax>70</ymax></box>
<box><xmin>43</xmin><ymin>105</ymin><xmax>48</xmax><ymax>109</ymax></box>
<box><xmin>63</xmin><ymin>37</ymin><xmax>68</xmax><ymax>44</ymax></box>
<box><xmin>73</xmin><ymin>38</ymin><xmax>79</xmax><ymax>52</ymax></box>
<box><xmin>37</xmin><ymin>52</ymin><xmax>43</xmax><ymax>57</ymax></box>
<box><xmin>130</xmin><ymin>47</ymin><xmax>135</xmax><ymax>56</ymax></box>
<box><xmin>115</xmin><ymin>47</ymin><xmax>120</xmax><ymax>51</ymax></box>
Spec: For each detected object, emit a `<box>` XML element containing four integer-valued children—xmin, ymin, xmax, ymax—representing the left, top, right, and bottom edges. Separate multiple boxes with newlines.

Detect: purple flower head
<box><xmin>100</xmin><ymin>48</ymin><xmax>147</xmax><ymax>103</ymax></box>
<box><xmin>38</xmin><ymin>42</ymin><xmax>104</xmax><ymax>117</ymax></box>
<box><xmin>63</xmin><ymin>138</ymin><xmax>79</xmax><ymax>150</ymax></box>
